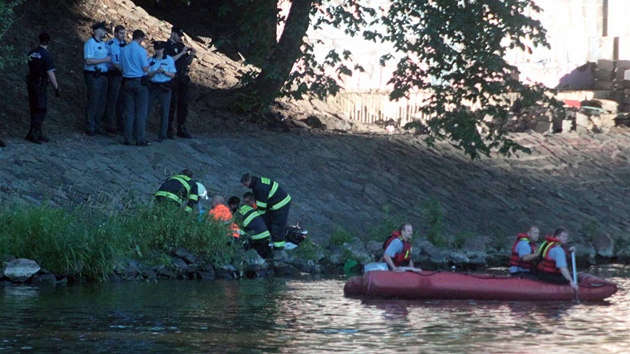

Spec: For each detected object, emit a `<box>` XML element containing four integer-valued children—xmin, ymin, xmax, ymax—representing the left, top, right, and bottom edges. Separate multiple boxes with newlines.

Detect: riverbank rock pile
<box><xmin>4</xmin><ymin>228</ymin><xmax>629</xmax><ymax>285</ymax></box>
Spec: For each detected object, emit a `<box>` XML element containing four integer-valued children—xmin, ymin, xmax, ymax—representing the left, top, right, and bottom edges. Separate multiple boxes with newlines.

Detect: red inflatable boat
<box><xmin>344</xmin><ymin>271</ymin><xmax>618</xmax><ymax>301</ymax></box>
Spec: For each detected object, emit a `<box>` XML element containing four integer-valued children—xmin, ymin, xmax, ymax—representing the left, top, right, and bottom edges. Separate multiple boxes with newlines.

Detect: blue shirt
<box><xmin>120</xmin><ymin>41</ymin><xmax>149</xmax><ymax>78</ymax></box>
<box><xmin>83</xmin><ymin>37</ymin><xmax>109</xmax><ymax>72</ymax></box>
<box><xmin>384</xmin><ymin>238</ymin><xmax>404</xmax><ymax>258</ymax></box>
<box><xmin>106</xmin><ymin>37</ymin><xmax>126</xmax><ymax>66</ymax></box>
<box><xmin>548</xmin><ymin>246</ymin><xmax>567</xmax><ymax>268</ymax></box>
<box><xmin>149</xmin><ymin>55</ymin><xmax>176</xmax><ymax>83</ymax></box>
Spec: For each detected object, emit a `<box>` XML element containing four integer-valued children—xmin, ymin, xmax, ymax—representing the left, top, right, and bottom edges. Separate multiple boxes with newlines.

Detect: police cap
<box><xmin>172</xmin><ymin>27</ymin><xmax>185</xmax><ymax>37</ymax></box>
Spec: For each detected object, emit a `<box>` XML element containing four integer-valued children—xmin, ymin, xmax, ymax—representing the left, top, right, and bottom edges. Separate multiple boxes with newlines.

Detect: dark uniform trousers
<box><xmin>27</xmin><ymin>80</ymin><xmax>48</xmax><ymax>127</ymax></box>
<box><xmin>149</xmin><ymin>83</ymin><xmax>172</xmax><ymax>138</ymax></box>
<box><xmin>263</xmin><ymin>202</ymin><xmax>291</xmax><ymax>249</ymax></box>
<box><xmin>168</xmin><ymin>75</ymin><xmax>189</xmax><ymax>128</ymax></box>
<box><xmin>123</xmin><ymin>78</ymin><xmax>149</xmax><ymax>143</ymax></box>
<box><xmin>105</xmin><ymin>72</ymin><xmax>125</xmax><ymax>131</ymax></box>
<box><xmin>84</xmin><ymin>71</ymin><xmax>108</xmax><ymax>133</ymax></box>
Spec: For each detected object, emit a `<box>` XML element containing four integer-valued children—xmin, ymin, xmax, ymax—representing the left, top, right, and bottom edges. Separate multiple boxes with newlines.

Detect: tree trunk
<box><xmin>238</xmin><ymin>0</ymin><xmax>313</xmax><ymax>111</ymax></box>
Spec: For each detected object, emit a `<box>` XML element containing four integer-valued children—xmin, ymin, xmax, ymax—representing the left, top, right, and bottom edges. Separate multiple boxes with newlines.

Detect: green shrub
<box><xmin>117</xmin><ymin>204</ymin><xmax>236</xmax><ymax>266</ymax></box>
<box><xmin>583</xmin><ymin>221</ymin><xmax>601</xmax><ymax>241</ymax></box>
<box><xmin>293</xmin><ymin>239</ymin><xmax>323</xmax><ymax>262</ymax></box>
<box><xmin>329</xmin><ymin>228</ymin><xmax>352</xmax><ymax>246</ymax></box>
<box><xmin>423</xmin><ymin>197</ymin><xmax>447</xmax><ymax>248</ymax></box>
<box><xmin>0</xmin><ymin>0</ymin><xmax>26</xmax><ymax>70</ymax></box>
<box><xmin>451</xmin><ymin>231</ymin><xmax>472</xmax><ymax>250</ymax></box>
<box><xmin>365</xmin><ymin>205</ymin><xmax>404</xmax><ymax>243</ymax></box>
<box><xmin>0</xmin><ymin>203</ymin><xmax>236</xmax><ymax>281</ymax></box>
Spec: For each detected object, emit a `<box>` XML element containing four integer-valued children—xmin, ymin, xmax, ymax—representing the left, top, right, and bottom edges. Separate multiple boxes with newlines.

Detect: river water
<box><xmin>1</xmin><ymin>265</ymin><xmax>628</xmax><ymax>353</ymax></box>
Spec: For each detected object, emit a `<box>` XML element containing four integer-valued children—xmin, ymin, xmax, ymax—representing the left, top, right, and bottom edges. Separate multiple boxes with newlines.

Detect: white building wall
<box><xmin>307</xmin><ymin>0</ymin><xmax>630</xmax><ymax>124</ymax></box>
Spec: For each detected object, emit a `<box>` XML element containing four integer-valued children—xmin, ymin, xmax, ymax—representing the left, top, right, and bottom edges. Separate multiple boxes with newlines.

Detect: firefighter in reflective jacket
<box><xmin>236</xmin><ymin>192</ymin><xmax>272</xmax><ymax>259</ymax></box>
<box><xmin>383</xmin><ymin>223</ymin><xmax>421</xmax><ymax>272</ymax></box>
<box><xmin>508</xmin><ymin>226</ymin><xmax>539</xmax><ymax>276</ymax></box>
<box><xmin>155</xmin><ymin>169</ymin><xmax>199</xmax><ymax>212</ymax></box>
<box><xmin>241</xmin><ymin>173</ymin><xmax>291</xmax><ymax>251</ymax></box>
<box><xmin>535</xmin><ymin>228</ymin><xmax>578</xmax><ymax>290</ymax></box>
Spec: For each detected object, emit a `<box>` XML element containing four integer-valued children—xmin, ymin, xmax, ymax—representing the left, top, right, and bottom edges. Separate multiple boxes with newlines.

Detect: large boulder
<box><xmin>591</xmin><ymin>234</ymin><xmax>615</xmax><ymax>258</ymax></box>
<box><xmin>3</xmin><ymin>258</ymin><xmax>41</xmax><ymax>283</ymax></box>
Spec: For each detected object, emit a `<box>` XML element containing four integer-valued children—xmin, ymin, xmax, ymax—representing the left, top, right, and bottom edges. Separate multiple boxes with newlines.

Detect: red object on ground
<box><xmin>344</xmin><ymin>271</ymin><xmax>617</xmax><ymax>301</ymax></box>
<box><xmin>563</xmin><ymin>100</ymin><xmax>581</xmax><ymax>108</ymax></box>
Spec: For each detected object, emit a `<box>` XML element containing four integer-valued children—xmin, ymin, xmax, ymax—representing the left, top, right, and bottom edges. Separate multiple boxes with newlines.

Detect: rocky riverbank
<box><xmin>2</xmin><ymin>127</ymin><xmax>630</xmax><ymax>286</ymax></box>
<box><xmin>2</xmin><ymin>0</ymin><xmax>630</xmax><ymax>285</ymax></box>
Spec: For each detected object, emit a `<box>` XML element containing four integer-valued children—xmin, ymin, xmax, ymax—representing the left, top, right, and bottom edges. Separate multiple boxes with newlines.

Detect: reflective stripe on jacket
<box><xmin>536</xmin><ymin>236</ymin><xmax>564</xmax><ymax>274</ymax></box>
<box><xmin>236</xmin><ymin>205</ymin><xmax>271</xmax><ymax>240</ymax></box>
<box><xmin>155</xmin><ymin>174</ymin><xmax>199</xmax><ymax>212</ymax></box>
<box><xmin>508</xmin><ymin>234</ymin><xmax>537</xmax><ymax>270</ymax></box>
<box><xmin>250</xmin><ymin>176</ymin><xmax>291</xmax><ymax>215</ymax></box>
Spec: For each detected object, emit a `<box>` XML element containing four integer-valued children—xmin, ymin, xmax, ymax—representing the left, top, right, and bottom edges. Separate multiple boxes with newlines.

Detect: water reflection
<box><xmin>0</xmin><ymin>266</ymin><xmax>628</xmax><ymax>353</ymax></box>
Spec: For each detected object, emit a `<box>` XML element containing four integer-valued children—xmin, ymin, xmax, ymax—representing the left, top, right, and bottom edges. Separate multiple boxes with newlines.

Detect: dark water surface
<box><xmin>1</xmin><ymin>265</ymin><xmax>628</xmax><ymax>353</ymax></box>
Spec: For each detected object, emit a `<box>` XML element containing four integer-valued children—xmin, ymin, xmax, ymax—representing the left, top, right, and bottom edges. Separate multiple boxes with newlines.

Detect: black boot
<box><xmin>25</xmin><ymin>127</ymin><xmax>41</xmax><ymax>144</ymax></box>
<box><xmin>177</xmin><ymin>124</ymin><xmax>191</xmax><ymax>138</ymax></box>
<box><xmin>0</xmin><ymin>140</ymin><xmax>5</xmax><ymax>148</ymax></box>
<box><xmin>35</xmin><ymin>127</ymin><xmax>50</xmax><ymax>143</ymax></box>
<box><xmin>167</xmin><ymin>125</ymin><xmax>175</xmax><ymax>139</ymax></box>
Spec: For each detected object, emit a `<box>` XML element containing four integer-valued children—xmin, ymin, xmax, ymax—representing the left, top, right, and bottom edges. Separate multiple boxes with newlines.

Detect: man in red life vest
<box><xmin>508</xmin><ymin>226</ymin><xmax>540</xmax><ymax>278</ymax></box>
<box><xmin>534</xmin><ymin>227</ymin><xmax>578</xmax><ymax>291</ymax></box>
<box><xmin>383</xmin><ymin>223</ymin><xmax>422</xmax><ymax>272</ymax></box>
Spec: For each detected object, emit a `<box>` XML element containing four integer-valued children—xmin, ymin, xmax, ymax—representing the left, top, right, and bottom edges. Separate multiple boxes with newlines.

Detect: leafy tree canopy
<box><xmin>0</xmin><ymin>0</ymin><xmax>25</xmax><ymax>70</ymax></box>
<box><xmin>225</xmin><ymin>0</ymin><xmax>563</xmax><ymax>159</ymax></box>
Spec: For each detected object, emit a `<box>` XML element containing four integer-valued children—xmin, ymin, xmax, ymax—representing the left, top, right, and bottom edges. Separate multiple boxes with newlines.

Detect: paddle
<box><xmin>571</xmin><ymin>251</ymin><xmax>580</xmax><ymax>303</ymax></box>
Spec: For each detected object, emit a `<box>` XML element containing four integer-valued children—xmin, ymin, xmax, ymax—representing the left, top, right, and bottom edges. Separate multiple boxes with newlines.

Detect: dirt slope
<box><xmin>0</xmin><ymin>0</ymin><xmax>351</xmax><ymax>139</ymax></box>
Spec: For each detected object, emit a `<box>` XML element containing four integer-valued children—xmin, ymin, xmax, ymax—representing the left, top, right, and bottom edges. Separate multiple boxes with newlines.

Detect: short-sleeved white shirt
<box><xmin>84</xmin><ymin>37</ymin><xmax>109</xmax><ymax>72</ymax></box>
<box><xmin>149</xmin><ymin>55</ymin><xmax>176</xmax><ymax>83</ymax></box>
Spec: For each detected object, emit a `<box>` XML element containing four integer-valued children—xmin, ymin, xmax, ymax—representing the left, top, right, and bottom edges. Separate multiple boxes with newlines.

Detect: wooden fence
<box><xmin>328</xmin><ymin>91</ymin><xmax>522</xmax><ymax>127</ymax></box>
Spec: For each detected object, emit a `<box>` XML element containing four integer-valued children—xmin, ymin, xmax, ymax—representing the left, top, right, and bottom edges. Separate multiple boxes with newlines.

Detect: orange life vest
<box><xmin>508</xmin><ymin>233</ymin><xmax>537</xmax><ymax>270</ymax></box>
<box><xmin>209</xmin><ymin>204</ymin><xmax>240</xmax><ymax>239</ymax></box>
<box><xmin>536</xmin><ymin>236</ymin><xmax>564</xmax><ymax>274</ymax></box>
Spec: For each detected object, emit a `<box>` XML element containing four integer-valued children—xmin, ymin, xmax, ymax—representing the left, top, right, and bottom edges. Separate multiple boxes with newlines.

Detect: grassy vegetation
<box><xmin>0</xmin><ymin>203</ymin><xmax>235</xmax><ymax>281</ymax></box>
<box><xmin>0</xmin><ymin>194</ymin><xmax>462</xmax><ymax>281</ymax></box>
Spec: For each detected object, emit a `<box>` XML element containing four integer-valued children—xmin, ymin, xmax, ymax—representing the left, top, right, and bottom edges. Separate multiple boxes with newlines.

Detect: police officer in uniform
<box><xmin>155</xmin><ymin>169</ymin><xmax>200</xmax><ymax>213</ymax></box>
<box><xmin>26</xmin><ymin>32</ymin><xmax>59</xmax><ymax>144</ymax></box>
<box><xmin>147</xmin><ymin>41</ymin><xmax>176</xmax><ymax>142</ymax></box>
<box><xmin>83</xmin><ymin>21</ymin><xmax>111</xmax><ymax>136</ymax></box>
<box><xmin>120</xmin><ymin>29</ymin><xmax>150</xmax><ymax>146</ymax></box>
<box><xmin>164</xmin><ymin>27</ymin><xmax>196</xmax><ymax>139</ymax></box>
<box><xmin>104</xmin><ymin>25</ymin><xmax>127</xmax><ymax>133</ymax></box>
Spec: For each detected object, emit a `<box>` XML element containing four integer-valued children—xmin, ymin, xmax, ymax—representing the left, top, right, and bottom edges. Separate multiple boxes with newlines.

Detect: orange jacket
<box><xmin>209</xmin><ymin>204</ymin><xmax>240</xmax><ymax>238</ymax></box>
